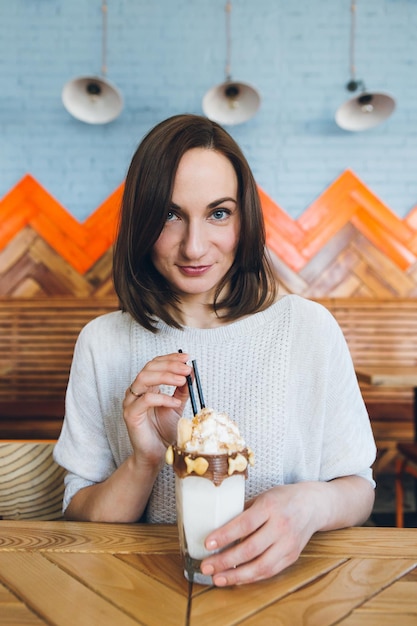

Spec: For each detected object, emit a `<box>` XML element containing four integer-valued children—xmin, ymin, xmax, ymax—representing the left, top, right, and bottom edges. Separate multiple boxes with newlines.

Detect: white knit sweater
<box><xmin>54</xmin><ymin>295</ymin><xmax>376</xmax><ymax>522</ymax></box>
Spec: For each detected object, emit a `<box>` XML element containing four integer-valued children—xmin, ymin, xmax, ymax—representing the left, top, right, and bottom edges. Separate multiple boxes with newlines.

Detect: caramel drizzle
<box><xmin>171</xmin><ymin>445</ymin><xmax>252</xmax><ymax>486</ymax></box>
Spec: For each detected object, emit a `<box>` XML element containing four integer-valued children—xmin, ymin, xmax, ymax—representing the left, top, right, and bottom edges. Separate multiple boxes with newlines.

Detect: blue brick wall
<box><xmin>0</xmin><ymin>0</ymin><xmax>416</xmax><ymax>221</ymax></box>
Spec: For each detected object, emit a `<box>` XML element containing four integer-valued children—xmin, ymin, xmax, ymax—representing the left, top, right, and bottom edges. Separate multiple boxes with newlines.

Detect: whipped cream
<box><xmin>182</xmin><ymin>407</ymin><xmax>246</xmax><ymax>455</ymax></box>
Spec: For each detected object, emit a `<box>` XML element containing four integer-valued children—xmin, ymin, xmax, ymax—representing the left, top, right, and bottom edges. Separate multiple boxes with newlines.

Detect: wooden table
<box><xmin>356</xmin><ymin>365</ymin><xmax>417</xmax><ymax>392</ymax></box>
<box><xmin>356</xmin><ymin>366</ymin><xmax>417</xmax><ymax>432</ymax></box>
<box><xmin>356</xmin><ymin>366</ymin><xmax>417</xmax><ymax>472</ymax></box>
<box><xmin>0</xmin><ymin>522</ymin><xmax>416</xmax><ymax>625</ymax></box>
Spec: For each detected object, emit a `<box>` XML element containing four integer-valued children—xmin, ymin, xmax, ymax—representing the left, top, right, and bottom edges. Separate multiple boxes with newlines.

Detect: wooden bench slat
<box><xmin>0</xmin><ymin>297</ymin><xmax>118</xmax><ymax>407</ymax></box>
<box><xmin>0</xmin><ymin>443</ymin><xmax>65</xmax><ymax>520</ymax></box>
<box><xmin>0</xmin><ymin>296</ymin><xmax>415</xmax><ymax>467</ymax></box>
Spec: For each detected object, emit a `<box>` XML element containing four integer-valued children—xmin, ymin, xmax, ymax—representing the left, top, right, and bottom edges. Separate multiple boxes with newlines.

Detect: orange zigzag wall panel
<box><xmin>1</xmin><ymin>171</ymin><xmax>417</xmax><ymax>298</ymax></box>
<box><xmin>0</xmin><ymin>175</ymin><xmax>123</xmax><ymax>275</ymax></box>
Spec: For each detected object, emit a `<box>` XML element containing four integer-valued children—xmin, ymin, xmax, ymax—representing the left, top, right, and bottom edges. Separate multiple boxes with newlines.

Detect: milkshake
<box><xmin>166</xmin><ymin>407</ymin><xmax>254</xmax><ymax>584</ymax></box>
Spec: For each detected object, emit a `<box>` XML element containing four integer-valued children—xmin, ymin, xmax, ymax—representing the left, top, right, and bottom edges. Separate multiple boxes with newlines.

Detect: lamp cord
<box><xmin>101</xmin><ymin>0</ymin><xmax>108</xmax><ymax>77</ymax></box>
<box><xmin>225</xmin><ymin>1</ymin><xmax>232</xmax><ymax>81</ymax></box>
<box><xmin>349</xmin><ymin>0</ymin><xmax>357</xmax><ymax>81</ymax></box>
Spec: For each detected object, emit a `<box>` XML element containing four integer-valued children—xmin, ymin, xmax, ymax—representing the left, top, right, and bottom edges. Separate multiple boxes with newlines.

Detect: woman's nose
<box><xmin>181</xmin><ymin>222</ymin><xmax>208</xmax><ymax>259</ymax></box>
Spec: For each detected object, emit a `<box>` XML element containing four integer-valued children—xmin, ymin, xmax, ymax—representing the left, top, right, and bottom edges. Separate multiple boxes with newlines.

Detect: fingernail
<box><xmin>214</xmin><ymin>576</ymin><xmax>227</xmax><ymax>587</ymax></box>
<box><xmin>201</xmin><ymin>564</ymin><xmax>214</xmax><ymax>575</ymax></box>
<box><xmin>207</xmin><ymin>540</ymin><xmax>218</xmax><ymax>550</ymax></box>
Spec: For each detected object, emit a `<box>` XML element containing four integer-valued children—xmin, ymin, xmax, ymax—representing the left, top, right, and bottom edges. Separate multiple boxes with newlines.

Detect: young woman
<box><xmin>54</xmin><ymin>114</ymin><xmax>376</xmax><ymax>586</ymax></box>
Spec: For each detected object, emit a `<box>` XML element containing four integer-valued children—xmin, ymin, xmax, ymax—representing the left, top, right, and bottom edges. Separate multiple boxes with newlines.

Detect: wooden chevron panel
<box><xmin>0</xmin><ymin>227</ymin><xmax>115</xmax><ymax>297</ymax></box>
<box><xmin>1</xmin><ymin>171</ymin><xmax>417</xmax><ymax>297</ymax></box>
<box><xmin>0</xmin><ymin>175</ymin><xmax>122</xmax><ymax>275</ymax></box>
<box><xmin>260</xmin><ymin>170</ymin><xmax>417</xmax><ymax>272</ymax></box>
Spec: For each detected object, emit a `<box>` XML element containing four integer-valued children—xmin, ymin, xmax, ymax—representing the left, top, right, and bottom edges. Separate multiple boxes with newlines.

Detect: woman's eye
<box><xmin>166</xmin><ymin>211</ymin><xmax>179</xmax><ymax>222</ymax></box>
<box><xmin>211</xmin><ymin>209</ymin><xmax>230</xmax><ymax>221</ymax></box>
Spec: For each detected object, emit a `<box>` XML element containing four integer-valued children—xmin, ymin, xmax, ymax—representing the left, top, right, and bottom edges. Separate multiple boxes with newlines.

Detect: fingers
<box><xmin>127</xmin><ymin>389</ymin><xmax>182</xmax><ymax>413</ymax></box>
<box><xmin>172</xmin><ymin>380</ymin><xmax>192</xmax><ymax>402</ymax></box>
<box><xmin>200</xmin><ymin>487</ymin><xmax>311</xmax><ymax>586</ymax></box>
<box><xmin>125</xmin><ymin>352</ymin><xmax>192</xmax><ymax>406</ymax></box>
<box><xmin>128</xmin><ymin>385</ymin><xmax>144</xmax><ymax>398</ymax></box>
<box><xmin>201</xmin><ymin>509</ymin><xmax>270</xmax><ymax>584</ymax></box>
<box><xmin>201</xmin><ymin>520</ymin><xmax>301</xmax><ymax>586</ymax></box>
<box><xmin>204</xmin><ymin>503</ymin><xmax>262</xmax><ymax>555</ymax></box>
<box><xmin>203</xmin><ymin>542</ymin><xmax>294</xmax><ymax>586</ymax></box>
<box><xmin>200</xmin><ymin>511</ymin><xmax>260</xmax><ymax>585</ymax></box>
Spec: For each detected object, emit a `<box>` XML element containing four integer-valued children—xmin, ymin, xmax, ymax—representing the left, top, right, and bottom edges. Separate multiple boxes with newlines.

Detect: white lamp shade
<box><xmin>335</xmin><ymin>92</ymin><xmax>396</xmax><ymax>131</ymax></box>
<box><xmin>62</xmin><ymin>75</ymin><xmax>123</xmax><ymax>125</ymax></box>
<box><xmin>202</xmin><ymin>80</ymin><xmax>261</xmax><ymax>126</ymax></box>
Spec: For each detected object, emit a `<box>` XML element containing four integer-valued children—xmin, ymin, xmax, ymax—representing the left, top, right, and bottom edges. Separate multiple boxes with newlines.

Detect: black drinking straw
<box><xmin>192</xmin><ymin>360</ymin><xmax>205</xmax><ymax>410</ymax></box>
<box><xmin>178</xmin><ymin>350</ymin><xmax>198</xmax><ymax>415</ymax></box>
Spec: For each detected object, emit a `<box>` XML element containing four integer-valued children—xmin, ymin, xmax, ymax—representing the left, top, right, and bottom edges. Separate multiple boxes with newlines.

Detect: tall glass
<box><xmin>175</xmin><ymin>462</ymin><xmax>246</xmax><ymax>585</ymax></box>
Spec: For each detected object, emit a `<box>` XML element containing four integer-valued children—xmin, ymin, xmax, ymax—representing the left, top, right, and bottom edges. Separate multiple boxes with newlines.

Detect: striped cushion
<box><xmin>0</xmin><ymin>443</ymin><xmax>65</xmax><ymax>520</ymax></box>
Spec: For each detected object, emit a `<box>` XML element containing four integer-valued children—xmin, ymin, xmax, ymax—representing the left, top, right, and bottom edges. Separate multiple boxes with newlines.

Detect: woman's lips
<box><xmin>178</xmin><ymin>265</ymin><xmax>212</xmax><ymax>276</ymax></box>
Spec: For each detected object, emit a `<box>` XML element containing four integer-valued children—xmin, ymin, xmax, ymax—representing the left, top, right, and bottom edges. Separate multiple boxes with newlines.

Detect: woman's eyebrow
<box><xmin>207</xmin><ymin>197</ymin><xmax>237</xmax><ymax>208</ymax></box>
<box><xmin>170</xmin><ymin>197</ymin><xmax>237</xmax><ymax>211</ymax></box>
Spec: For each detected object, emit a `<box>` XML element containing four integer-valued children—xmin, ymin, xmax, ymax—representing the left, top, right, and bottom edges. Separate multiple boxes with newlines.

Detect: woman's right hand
<box><xmin>65</xmin><ymin>352</ymin><xmax>192</xmax><ymax>523</ymax></box>
<box><xmin>122</xmin><ymin>352</ymin><xmax>192</xmax><ymax>466</ymax></box>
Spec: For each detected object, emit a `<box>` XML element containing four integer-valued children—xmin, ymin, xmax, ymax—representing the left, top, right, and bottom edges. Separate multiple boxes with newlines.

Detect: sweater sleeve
<box><xmin>314</xmin><ymin>304</ymin><xmax>376</xmax><ymax>485</ymax></box>
<box><xmin>53</xmin><ymin>312</ymin><xmax>131</xmax><ymax>512</ymax></box>
<box><xmin>284</xmin><ymin>298</ymin><xmax>376</xmax><ymax>487</ymax></box>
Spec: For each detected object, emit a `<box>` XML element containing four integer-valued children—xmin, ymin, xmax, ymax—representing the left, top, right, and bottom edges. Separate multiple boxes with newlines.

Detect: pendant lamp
<box><xmin>335</xmin><ymin>0</ymin><xmax>395</xmax><ymax>132</ymax></box>
<box><xmin>62</xmin><ymin>0</ymin><xmax>123</xmax><ymax>125</ymax></box>
<box><xmin>202</xmin><ymin>1</ymin><xmax>261</xmax><ymax>126</ymax></box>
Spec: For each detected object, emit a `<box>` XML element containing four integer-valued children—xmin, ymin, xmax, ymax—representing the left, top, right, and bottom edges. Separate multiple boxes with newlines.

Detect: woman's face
<box><xmin>151</xmin><ymin>147</ymin><xmax>240</xmax><ymax>307</ymax></box>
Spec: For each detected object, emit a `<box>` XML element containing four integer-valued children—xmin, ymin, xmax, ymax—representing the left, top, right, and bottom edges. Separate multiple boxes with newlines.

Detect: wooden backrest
<box><xmin>0</xmin><ymin>297</ymin><xmax>118</xmax><ymax>402</ymax></box>
<box><xmin>0</xmin><ymin>442</ymin><xmax>65</xmax><ymax>520</ymax></box>
<box><xmin>318</xmin><ymin>298</ymin><xmax>417</xmax><ymax>404</ymax></box>
<box><xmin>0</xmin><ymin>296</ymin><xmax>416</xmax><ymax>404</ymax></box>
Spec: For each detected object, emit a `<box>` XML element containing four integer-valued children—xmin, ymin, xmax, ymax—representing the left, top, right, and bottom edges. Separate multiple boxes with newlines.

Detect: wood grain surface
<box><xmin>0</xmin><ymin>443</ymin><xmax>65</xmax><ymax>520</ymax></box>
<box><xmin>0</xmin><ymin>523</ymin><xmax>415</xmax><ymax>626</ymax></box>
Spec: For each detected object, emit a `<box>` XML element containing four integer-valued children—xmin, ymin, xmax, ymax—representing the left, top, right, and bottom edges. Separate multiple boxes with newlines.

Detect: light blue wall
<box><xmin>1</xmin><ymin>0</ymin><xmax>416</xmax><ymax>222</ymax></box>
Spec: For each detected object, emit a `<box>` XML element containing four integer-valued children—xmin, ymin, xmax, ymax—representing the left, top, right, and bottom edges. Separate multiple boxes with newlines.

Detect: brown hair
<box><xmin>113</xmin><ymin>114</ymin><xmax>277</xmax><ymax>332</ymax></box>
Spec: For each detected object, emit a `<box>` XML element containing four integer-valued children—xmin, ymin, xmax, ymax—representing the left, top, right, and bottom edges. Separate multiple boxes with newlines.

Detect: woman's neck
<box><xmin>177</xmin><ymin>301</ymin><xmax>224</xmax><ymax>329</ymax></box>
<box><xmin>163</xmin><ymin>292</ymin><xmax>227</xmax><ymax>328</ymax></box>
<box><xmin>171</xmin><ymin>287</ymin><xmax>278</xmax><ymax>329</ymax></box>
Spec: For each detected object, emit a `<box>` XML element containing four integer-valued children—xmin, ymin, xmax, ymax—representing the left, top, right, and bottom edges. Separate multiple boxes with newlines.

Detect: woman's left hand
<box><xmin>200</xmin><ymin>483</ymin><xmax>319</xmax><ymax>586</ymax></box>
<box><xmin>200</xmin><ymin>476</ymin><xmax>374</xmax><ymax>586</ymax></box>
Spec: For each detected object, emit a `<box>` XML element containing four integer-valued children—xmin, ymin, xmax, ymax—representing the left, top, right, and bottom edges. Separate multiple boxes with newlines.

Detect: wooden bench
<box><xmin>318</xmin><ymin>298</ymin><xmax>417</xmax><ymax>472</ymax></box>
<box><xmin>0</xmin><ymin>442</ymin><xmax>66</xmax><ymax>520</ymax></box>
<box><xmin>0</xmin><ymin>296</ymin><xmax>416</xmax><ymax>473</ymax></box>
<box><xmin>0</xmin><ymin>297</ymin><xmax>118</xmax><ymax>439</ymax></box>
